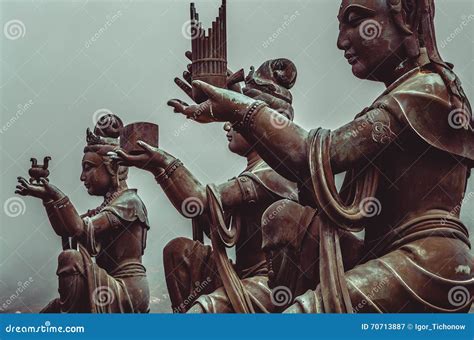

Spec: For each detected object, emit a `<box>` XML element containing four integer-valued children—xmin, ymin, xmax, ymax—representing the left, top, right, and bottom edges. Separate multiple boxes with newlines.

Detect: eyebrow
<box><xmin>82</xmin><ymin>160</ymin><xmax>98</xmax><ymax>167</ymax></box>
<box><xmin>338</xmin><ymin>4</ymin><xmax>375</xmax><ymax>22</ymax></box>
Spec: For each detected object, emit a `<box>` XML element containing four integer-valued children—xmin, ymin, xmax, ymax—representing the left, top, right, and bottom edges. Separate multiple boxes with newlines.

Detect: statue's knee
<box><xmin>163</xmin><ymin>237</ymin><xmax>193</xmax><ymax>271</ymax></box>
<box><xmin>261</xmin><ymin>200</ymin><xmax>307</xmax><ymax>251</ymax></box>
<box><xmin>56</xmin><ymin>250</ymin><xmax>84</xmax><ymax>276</ymax></box>
<box><xmin>55</xmin><ymin>250</ymin><xmax>86</xmax><ymax>312</ymax></box>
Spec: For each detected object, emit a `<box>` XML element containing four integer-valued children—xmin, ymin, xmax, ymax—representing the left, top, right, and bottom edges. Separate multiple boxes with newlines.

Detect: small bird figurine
<box><xmin>28</xmin><ymin>156</ymin><xmax>51</xmax><ymax>184</ymax></box>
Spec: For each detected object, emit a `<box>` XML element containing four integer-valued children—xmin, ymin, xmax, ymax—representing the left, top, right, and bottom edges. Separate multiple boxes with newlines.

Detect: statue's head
<box><xmin>224</xmin><ymin>122</ymin><xmax>252</xmax><ymax>157</ymax></box>
<box><xmin>337</xmin><ymin>0</ymin><xmax>471</xmax><ymax>121</ymax></box>
<box><xmin>81</xmin><ymin>114</ymin><xmax>128</xmax><ymax>196</ymax></box>
<box><xmin>225</xmin><ymin>58</ymin><xmax>298</xmax><ymax>157</ymax></box>
<box><xmin>337</xmin><ymin>0</ymin><xmax>439</xmax><ymax>81</ymax></box>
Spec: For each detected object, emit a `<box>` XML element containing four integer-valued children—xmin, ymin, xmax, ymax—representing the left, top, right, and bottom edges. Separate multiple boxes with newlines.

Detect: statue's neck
<box><xmin>245</xmin><ymin>150</ymin><xmax>262</xmax><ymax>170</ymax></box>
<box><xmin>103</xmin><ymin>182</ymin><xmax>128</xmax><ymax>202</ymax></box>
<box><xmin>383</xmin><ymin>57</ymin><xmax>421</xmax><ymax>87</ymax></box>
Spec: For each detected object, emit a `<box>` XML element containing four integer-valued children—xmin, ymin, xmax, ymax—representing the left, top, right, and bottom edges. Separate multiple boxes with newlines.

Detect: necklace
<box><xmin>86</xmin><ymin>188</ymin><xmax>124</xmax><ymax>217</ymax></box>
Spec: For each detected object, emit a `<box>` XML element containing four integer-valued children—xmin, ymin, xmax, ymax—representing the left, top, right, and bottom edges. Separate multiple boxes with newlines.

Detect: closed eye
<box><xmin>340</xmin><ymin>5</ymin><xmax>375</xmax><ymax>27</ymax></box>
<box><xmin>347</xmin><ymin>12</ymin><xmax>366</xmax><ymax>27</ymax></box>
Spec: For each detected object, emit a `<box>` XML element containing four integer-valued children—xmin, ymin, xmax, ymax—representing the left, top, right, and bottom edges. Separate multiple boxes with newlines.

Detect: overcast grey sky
<box><xmin>1</xmin><ymin>0</ymin><xmax>473</xmax><ymax>313</ymax></box>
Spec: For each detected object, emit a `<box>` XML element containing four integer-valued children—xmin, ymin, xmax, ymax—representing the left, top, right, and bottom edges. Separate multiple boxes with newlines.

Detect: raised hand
<box><xmin>112</xmin><ymin>141</ymin><xmax>175</xmax><ymax>174</ymax></box>
<box><xmin>168</xmin><ymin>80</ymin><xmax>256</xmax><ymax>124</ymax></box>
<box><xmin>15</xmin><ymin>177</ymin><xmax>64</xmax><ymax>202</ymax></box>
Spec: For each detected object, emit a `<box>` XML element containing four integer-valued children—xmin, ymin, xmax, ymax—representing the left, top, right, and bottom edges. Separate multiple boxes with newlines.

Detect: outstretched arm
<box><xmin>114</xmin><ymin>142</ymin><xmax>274</xmax><ymax>219</ymax></box>
<box><xmin>16</xmin><ymin>177</ymin><xmax>84</xmax><ymax>237</ymax></box>
<box><xmin>168</xmin><ymin>81</ymin><xmax>402</xmax><ymax>180</ymax></box>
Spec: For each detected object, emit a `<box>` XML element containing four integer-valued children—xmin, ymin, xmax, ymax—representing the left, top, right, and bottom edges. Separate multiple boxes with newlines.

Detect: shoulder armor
<box><xmin>240</xmin><ymin>162</ymin><xmax>298</xmax><ymax>201</ymax></box>
<box><xmin>102</xmin><ymin>189</ymin><xmax>150</xmax><ymax>229</ymax></box>
<box><xmin>373</xmin><ymin>69</ymin><xmax>474</xmax><ymax>162</ymax></box>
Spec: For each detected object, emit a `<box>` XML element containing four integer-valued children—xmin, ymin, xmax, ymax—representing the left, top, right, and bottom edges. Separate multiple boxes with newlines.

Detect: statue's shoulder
<box><xmin>374</xmin><ymin>68</ymin><xmax>474</xmax><ymax>161</ymax></box>
<box><xmin>240</xmin><ymin>161</ymin><xmax>298</xmax><ymax>201</ymax></box>
<box><xmin>375</xmin><ymin>69</ymin><xmax>450</xmax><ymax>115</ymax></box>
<box><xmin>103</xmin><ymin>189</ymin><xmax>150</xmax><ymax>228</ymax></box>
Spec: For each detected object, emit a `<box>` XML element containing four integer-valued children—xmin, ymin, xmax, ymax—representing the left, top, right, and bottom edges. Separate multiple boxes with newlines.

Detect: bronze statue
<box><xmin>15</xmin><ymin>114</ymin><xmax>151</xmax><ymax>313</ymax></box>
<box><xmin>114</xmin><ymin>57</ymin><xmax>299</xmax><ymax>313</ymax></box>
<box><xmin>167</xmin><ymin>0</ymin><xmax>474</xmax><ymax>313</ymax></box>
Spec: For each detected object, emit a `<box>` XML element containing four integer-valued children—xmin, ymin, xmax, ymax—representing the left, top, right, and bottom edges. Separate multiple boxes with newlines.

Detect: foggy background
<box><xmin>1</xmin><ymin>0</ymin><xmax>473</xmax><ymax>313</ymax></box>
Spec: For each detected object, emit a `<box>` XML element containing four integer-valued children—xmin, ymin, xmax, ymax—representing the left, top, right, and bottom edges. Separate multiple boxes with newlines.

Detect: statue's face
<box><xmin>80</xmin><ymin>152</ymin><xmax>113</xmax><ymax>196</ymax></box>
<box><xmin>337</xmin><ymin>0</ymin><xmax>407</xmax><ymax>81</ymax></box>
<box><xmin>224</xmin><ymin>123</ymin><xmax>253</xmax><ymax>157</ymax></box>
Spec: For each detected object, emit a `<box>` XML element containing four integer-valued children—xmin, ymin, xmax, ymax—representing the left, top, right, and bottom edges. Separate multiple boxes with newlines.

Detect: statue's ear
<box><xmin>389</xmin><ymin>0</ymin><xmax>418</xmax><ymax>35</ymax></box>
<box><xmin>402</xmin><ymin>0</ymin><xmax>419</xmax><ymax>32</ymax></box>
<box><xmin>390</xmin><ymin>0</ymin><xmax>422</xmax><ymax>58</ymax></box>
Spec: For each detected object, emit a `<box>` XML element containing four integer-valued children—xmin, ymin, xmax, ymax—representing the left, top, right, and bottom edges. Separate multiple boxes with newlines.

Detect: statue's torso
<box><xmin>85</xmin><ymin>189</ymin><xmax>150</xmax><ymax>273</ymax></box>
<box><xmin>363</xmin><ymin>69</ymin><xmax>472</xmax><ymax>255</ymax></box>
<box><xmin>233</xmin><ymin>161</ymin><xmax>297</xmax><ymax>273</ymax></box>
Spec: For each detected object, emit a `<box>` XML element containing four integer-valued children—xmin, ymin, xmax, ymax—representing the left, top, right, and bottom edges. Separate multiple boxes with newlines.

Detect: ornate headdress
<box><xmin>245</xmin><ymin>58</ymin><xmax>298</xmax><ymax>120</ymax></box>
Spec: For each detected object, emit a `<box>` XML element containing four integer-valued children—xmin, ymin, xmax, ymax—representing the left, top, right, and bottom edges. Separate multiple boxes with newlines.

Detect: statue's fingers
<box><xmin>185</xmin><ymin>50</ymin><xmax>192</xmax><ymax>61</ymax></box>
<box><xmin>187</xmin><ymin>64</ymin><xmax>192</xmax><ymax>73</ymax></box>
<box><xmin>17</xmin><ymin>177</ymin><xmax>29</xmax><ymax>186</ymax></box>
<box><xmin>137</xmin><ymin>140</ymin><xmax>155</xmax><ymax>154</ymax></box>
<box><xmin>242</xmin><ymin>87</ymin><xmax>264</xmax><ymax>98</ymax></box>
<box><xmin>191</xmin><ymin>80</ymin><xmax>220</xmax><ymax>101</ymax></box>
<box><xmin>39</xmin><ymin>178</ymin><xmax>50</xmax><ymax>187</ymax></box>
<box><xmin>167</xmin><ymin>99</ymin><xmax>188</xmax><ymax>115</ymax></box>
<box><xmin>174</xmin><ymin>77</ymin><xmax>193</xmax><ymax>101</ymax></box>
<box><xmin>114</xmin><ymin>149</ymin><xmax>134</xmax><ymax>163</ymax></box>
<box><xmin>183</xmin><ymin>71</ymin><xmax>192</xmax><ymax>86</ymax></box>
<box><xmin>15</xmin><ymin>189</ymin><xmax>27</xmax><ymax>196</ymax></box>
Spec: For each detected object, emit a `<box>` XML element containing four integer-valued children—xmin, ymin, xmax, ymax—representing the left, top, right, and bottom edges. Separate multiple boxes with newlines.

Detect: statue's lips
<box><xmin>344</xmin><ymin>52</ymin><xmax>358</xmax><ymax>65</ymax></box>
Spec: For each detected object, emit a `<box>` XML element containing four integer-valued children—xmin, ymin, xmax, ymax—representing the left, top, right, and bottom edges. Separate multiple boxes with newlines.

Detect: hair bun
<box><xmin>271</xmin><ymin>58</ymin><xmax>298</xmax><ymax>89</ymax></box>
<box><xmin>94</xmin><ymin>114</ymin><xmax>123</xmax><ymax>138</ymax></box>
